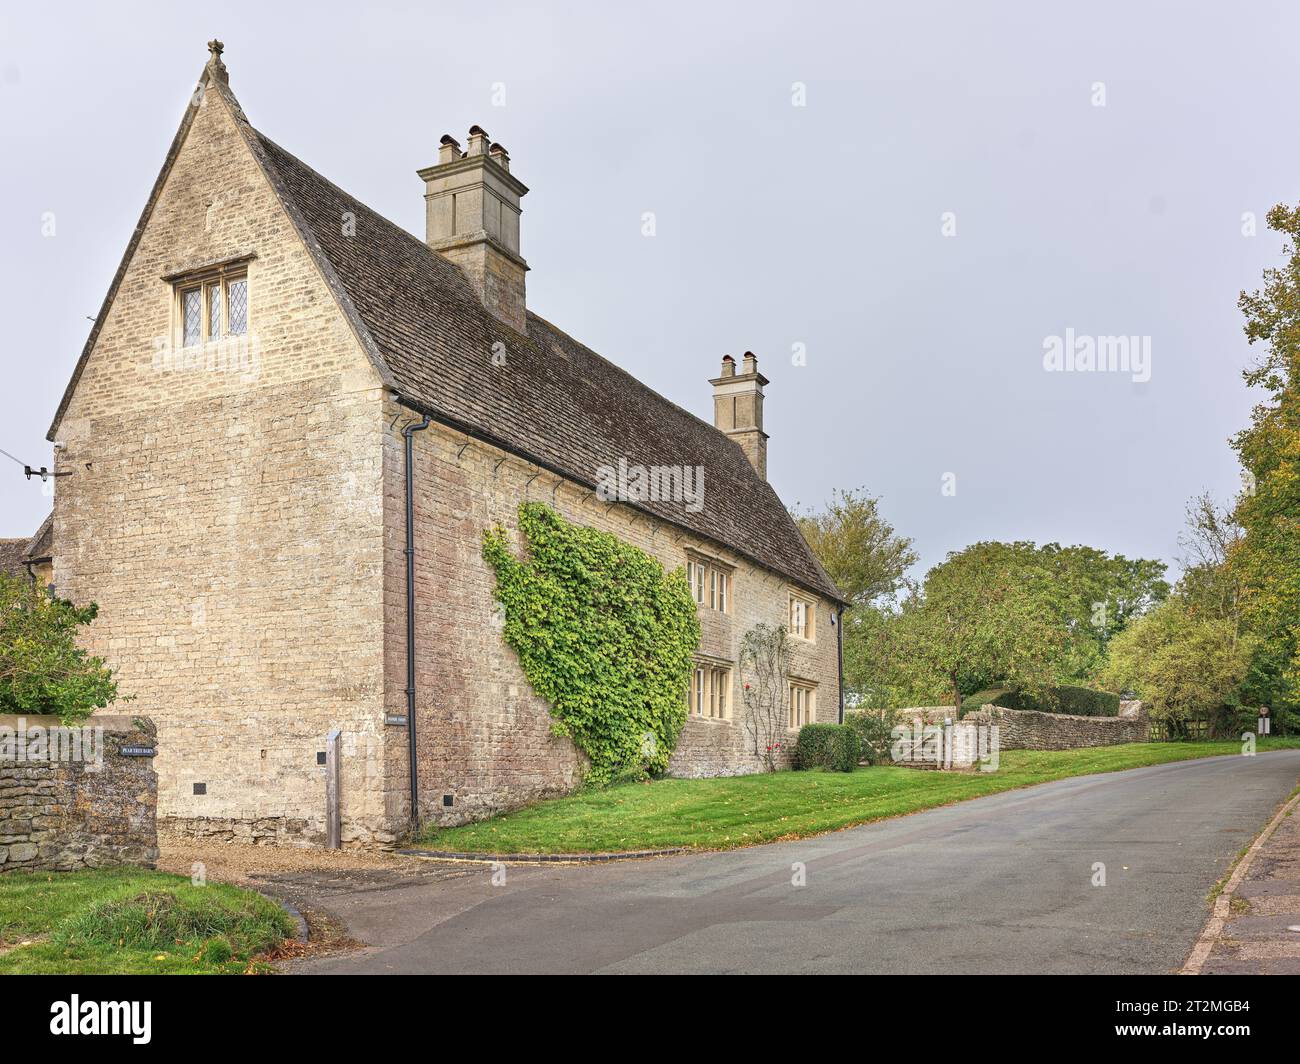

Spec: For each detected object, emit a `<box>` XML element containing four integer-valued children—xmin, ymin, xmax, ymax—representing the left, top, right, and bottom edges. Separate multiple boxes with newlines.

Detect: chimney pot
<box><xmin>419</xmin><ymin>123</ymin><xmax>529</xmax><ymax>333</ymax></box>
<box><xmin>438</xmin><ymin>134</ymin><xmax>462</xmax><ymax>164</ymax></box>
<box><xmin>710</xmin><ymin>351</ymin><xmax>769</xmax><ymax>479</ymax></box>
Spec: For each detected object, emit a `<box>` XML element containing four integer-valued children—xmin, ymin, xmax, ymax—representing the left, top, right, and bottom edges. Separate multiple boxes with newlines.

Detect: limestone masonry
<box><xmin>40</xmin><ymin>44</ymin><xmax>844</xmax><ymax>847</ymax></box>
<box><xmin>0</xmin><ymin>716</ymin><xmax>159</xmax><ymax>873</ymax></box>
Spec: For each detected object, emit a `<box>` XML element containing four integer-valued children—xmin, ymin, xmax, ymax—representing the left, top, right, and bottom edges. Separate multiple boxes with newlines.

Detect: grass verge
<box><xmin>417</xmin><ymin>739</ymin><xmax>1300</xmax><ymax>855</ymax></box>
<box><xmin>0</xmin><ymin>867</ymin><xmax>296</xmax><ymax>974</ymax></box>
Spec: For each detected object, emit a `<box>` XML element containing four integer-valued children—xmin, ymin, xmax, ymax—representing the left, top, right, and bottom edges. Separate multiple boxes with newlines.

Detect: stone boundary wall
<box><xmin>877</xmin><ymin>701</ymin><xmax>1149</xmax><ymax>756</ymax></box>
<box><xmin>963</xmin><ymin>703</ymin><xmax>1148</xmax><ymax>751</ymax></box>
<box><xmin>0</xmin><ymin>715</ymin><xmax>159</xmax><ymax>873</ymax></box>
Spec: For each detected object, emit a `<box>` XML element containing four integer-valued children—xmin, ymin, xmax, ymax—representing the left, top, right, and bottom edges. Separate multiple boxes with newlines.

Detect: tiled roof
<box><xmin>0</xmin><ymin>514</ymin><xmax>49</xmax><ymax>581</ymax></box>
<box><xmin>0</xmin><ymin>540</ymin><xmax>27</xmax><ymax>580</ymax></box>
<box><xmin>246</xmin><ymin>132</ymin><xmax>841</xmax><ymax>602</ymax></box>
<box><xmin>25</xmin><ymin>514</ymin><xmax>52</xmax><ymax>561</ymax></box>
<box><xmin>50</xmin><ymin>63</ymin><xmax>843</xmax><ymax>604</ymax></box>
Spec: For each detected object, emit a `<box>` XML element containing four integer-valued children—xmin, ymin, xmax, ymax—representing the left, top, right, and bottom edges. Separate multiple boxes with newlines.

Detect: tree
<box><xmin>939</xmin><ymin>541</ymin><xmax>1168</xmax><ymax>684</ymax></box>
<box><xmin>793</xmin><ymin>488</ymin><xmax>917</xmax><ymax>705</ymax></box>
<box><xmin>738</xmin><ymin>623</ymin><xmax>791</xmax><ymax>772</ymax></box>
<box><xmin>0</xmin><ymin>574</ymin><xmax>120</xmax><ymax>725</ymax></box>
<box><xmin>1099</xmin><ymin>598</ymin><xmax>1255</xmax><ymax>737</ymax></box>
<box><xmin>889</xmin><ymin>543</ymin><xmax>1068</xmax><ymax>710</ymax></box>
<box><xmin>1231</xmin><ymin>202</ymin><xmax>1300</xmax><ymax>711</ymax></box>
<box><xmin>1177</xmin><ymin>492</ymin><xmax>1249</xmax><ymax>651</ymax></box>
<box><xmin>792</xmin><ymin>488</ymin><xmax>917</xmax><ymax>607</ymax></box>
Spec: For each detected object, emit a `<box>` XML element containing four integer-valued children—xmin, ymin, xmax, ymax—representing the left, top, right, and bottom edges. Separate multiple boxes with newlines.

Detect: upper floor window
<box><xmin>686</xmin><ymin>557</ymin><xmax>731</xmax><ymax>614</ymax></box>
<box><xmin>177</xmin><ymin>270</ymin><xmax>248</xmax><ymax>348</ymax></box>
<box><xmin>789</xmin><ymin>592</ymin><xmax>816</xmax><ymax>641</ymax></box>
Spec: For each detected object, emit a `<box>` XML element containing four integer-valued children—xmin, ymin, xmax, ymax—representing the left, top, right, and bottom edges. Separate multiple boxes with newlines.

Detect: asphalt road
<box><xmin>293</xmin><ymin>750</ymin><xmax>1300</xmax><ymax>974</ymax></box>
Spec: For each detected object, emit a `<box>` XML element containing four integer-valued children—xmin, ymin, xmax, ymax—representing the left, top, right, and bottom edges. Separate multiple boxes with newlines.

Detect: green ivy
<box><xmin>483</xmin><ymin>503</ymin><xmax>701</xmax><ymax>785</ymax></box>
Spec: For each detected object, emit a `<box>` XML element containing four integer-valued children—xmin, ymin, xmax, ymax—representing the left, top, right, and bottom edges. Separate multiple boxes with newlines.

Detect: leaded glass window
<box><xmin>207</xmin><ymin>282</ymin><xmax>222</xmax><ymax>340</ymax></box>
<box><xmin>181</xmin><ymin>288</ymin><xmax>202</xmax><ymax>347</ymax></box>
<box><xmin>175</xmin><ymin>270</ymin><xmax>248</xmax><ymax>348</ymax></box>
<box><xmin>227</xmin><ymin>277</ymin><xmax>247</xmax><ymax>336</ymax></box>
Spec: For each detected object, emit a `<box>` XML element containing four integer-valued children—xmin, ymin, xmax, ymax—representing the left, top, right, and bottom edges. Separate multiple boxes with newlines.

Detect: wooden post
<box><xmin>325</xmin><ymin>728</ymin><xmax>342</xmax><ymax>850</ymax></box>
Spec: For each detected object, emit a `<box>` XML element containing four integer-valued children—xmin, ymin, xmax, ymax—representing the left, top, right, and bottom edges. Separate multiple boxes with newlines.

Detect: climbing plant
<box><xmin>739</xmin><ymin>623</ymin><xmax>792</xmax><ymax>771</ymax></box>
<box><xmin>482</xmin><ymin>503</ymin><xmax>700</xmax><ymax>784</ymax></box>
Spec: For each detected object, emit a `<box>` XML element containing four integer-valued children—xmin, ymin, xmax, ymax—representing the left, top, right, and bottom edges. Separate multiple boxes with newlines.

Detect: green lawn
<box><xmin>0</xmin><ymin>867</ymin><xmax>296</xmax><ymax>974</ymax></box>
<box><xmin>417</xmin><ymin>739</ymin><xmax>1300</xmax><ymax>855</ymax></box>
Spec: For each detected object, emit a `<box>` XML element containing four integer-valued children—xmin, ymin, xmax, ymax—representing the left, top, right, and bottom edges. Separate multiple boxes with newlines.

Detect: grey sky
<box><xmin>2</xmin><ymin>1</ymin><xmax>1297</xmax><ymax>582</ymax></box>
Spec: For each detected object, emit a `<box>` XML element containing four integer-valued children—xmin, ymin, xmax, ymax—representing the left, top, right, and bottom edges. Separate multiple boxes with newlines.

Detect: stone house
<box><xmin>0</xmin><ymin>515</ymin><xmax>53</xmax><ymax>588</ymax></box>
<box><xmin>42</xmin><ymin>43</ymin><xmax>845</xmax><ymax>847</ymax></box>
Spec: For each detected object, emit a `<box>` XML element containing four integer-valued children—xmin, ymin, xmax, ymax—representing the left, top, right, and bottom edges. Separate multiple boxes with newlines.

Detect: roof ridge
<box><xmin>247</xmin><ymin>126</ymin><xmax>841</xmax><ymax>602</ymax></box>
<box><xmin>48</xmin><ymin>61</ymin><xmax>843</xmax><ymax>603</ymax></box>
<box><xmin>250</xmin><ymin>133</ymin><xmax>792</xmax><ymax>490</ymax></box>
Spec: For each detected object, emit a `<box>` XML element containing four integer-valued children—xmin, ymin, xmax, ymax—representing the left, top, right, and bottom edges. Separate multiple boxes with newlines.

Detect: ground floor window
<box><xmin>690</xmin><ymin>663</ymin><xmax>732</xmax><ymax>719</ymax></box>
<box><xmin>789</xmin><ymin>680</ymin><xmax>817</xmax><ymax>727</ymax></box>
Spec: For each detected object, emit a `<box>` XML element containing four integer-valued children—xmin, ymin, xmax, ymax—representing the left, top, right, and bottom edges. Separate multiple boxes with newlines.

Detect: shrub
<box><xmin>1053</xmin><ymin>685</ymin><xmax>1121</xmax><ymax>717</ymax></box>
<box><xmin>959</xmin><ymin>685</ymin><xmax>1119</xmax><ymax>718</ymax></box>
<box><xmin>845</xmin><ymin>708</ymin><xmax>899</xmax><ymax>764</ymax></box>
<box><xmin>794</xmin><ymin>723</ymin><xmax>860</xmax><ymax>772</ymax></box>
<box><xmin>0</xmin><ymin>573</ymin><xmax>120</xmax><ymax>725</ymax></box>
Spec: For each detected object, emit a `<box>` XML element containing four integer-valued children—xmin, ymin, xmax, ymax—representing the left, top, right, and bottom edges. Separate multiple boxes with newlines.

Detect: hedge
<box><xmin>845</xmin><ymin>708</ymin><xmax>898</xmax><ymax>765</ymax></box>
<box><xmin>960</xmin><ymin>685</ymin><xmax>1120</xmax><ymax>718</ymax></box>
<box><xmin>794</xmin><ymin>723</ymin><xmax>860</xmax><ymax>772</ymax></box>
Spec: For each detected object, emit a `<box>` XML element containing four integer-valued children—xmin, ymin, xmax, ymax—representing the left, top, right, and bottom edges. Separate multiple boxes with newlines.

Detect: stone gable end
<box><xmin>51</xmin><ymin>79</ymin><xmax>392</xmax><ymax>846</ymax></box>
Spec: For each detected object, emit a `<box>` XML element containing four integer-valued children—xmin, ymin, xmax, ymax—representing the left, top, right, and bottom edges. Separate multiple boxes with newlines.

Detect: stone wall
<box><xmin>0</xmin><ymin>715</ymin><xmax>159</xmax><ymax>873</ymax></box>
<box><xmin>47</xmin><ymin>71</ymin><xmax>838</xmax><ymax>846</ymax></box>
<box><xmin>961</xmin><ymin>703</ymin><xmax>1148</xmax><ymax>751</ymax></box>
<box><xmin>883</xmin><ymin>703</ymin><xmax>1147</xmax><ymax>751</ymax></box>
<box><xmin>386</xmin><ymin>410</ymin><xmax>839</xmax><ymax>827</ymax></box>
<box><xmin>51</xmin><ymin>83</ymin><xmax>393</xmax><ymax>847</ymax></box>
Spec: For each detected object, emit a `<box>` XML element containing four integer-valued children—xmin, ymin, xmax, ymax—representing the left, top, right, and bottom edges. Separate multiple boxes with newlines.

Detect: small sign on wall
<box><xmin>120</xmin><ymin>745</ymin><xmax>156</xmax><ymax>757</ymax></box>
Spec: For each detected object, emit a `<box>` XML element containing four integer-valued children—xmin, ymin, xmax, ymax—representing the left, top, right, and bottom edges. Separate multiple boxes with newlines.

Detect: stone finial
<box><xmin>206</xmin><ymin>39</ymin><xmax>229</xmax><ymax>84</ymax></box>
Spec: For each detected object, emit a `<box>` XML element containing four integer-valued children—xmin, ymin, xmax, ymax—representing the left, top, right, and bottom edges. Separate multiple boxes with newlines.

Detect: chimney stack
<box><xmin>418</xmin><ymin>125</ymin><xmax>529</xmax><ymax>333</ymax></box>
<box><xmin>710</xmin><ymin>351</ymin><xmax>768</xmax><ymax>478</ymax></box>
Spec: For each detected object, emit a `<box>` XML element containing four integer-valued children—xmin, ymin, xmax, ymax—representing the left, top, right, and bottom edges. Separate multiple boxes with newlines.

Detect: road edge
<box><xmin>1181</xmin><ymin>786</ymin><xmax>1300</xmax><ymax>975</ymax></box>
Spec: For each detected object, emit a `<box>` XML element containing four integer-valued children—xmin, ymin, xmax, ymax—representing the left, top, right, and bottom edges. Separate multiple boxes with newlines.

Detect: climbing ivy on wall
<box><xmin>483</xmin><ymin>502</ymin><xmax>701</xmax><ymax>785</ymax></box>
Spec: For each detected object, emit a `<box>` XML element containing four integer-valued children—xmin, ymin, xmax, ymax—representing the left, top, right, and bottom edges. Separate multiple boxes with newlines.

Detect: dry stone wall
<box><xmin>883</xmin><ymin>703</ymin><xmax>1149</xmax><ymax>754</ymax></box>
<box><xmin>0</xmin><ymin>715</ymin><xmax>159</xmax><ymax>873</ymax></box>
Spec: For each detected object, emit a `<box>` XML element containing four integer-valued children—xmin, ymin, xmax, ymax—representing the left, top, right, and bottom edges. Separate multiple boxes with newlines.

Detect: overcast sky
<box><xmin>2</xmin><ymin>1</ymin><xmax>1297</xmax><ymax>581</ymax></box>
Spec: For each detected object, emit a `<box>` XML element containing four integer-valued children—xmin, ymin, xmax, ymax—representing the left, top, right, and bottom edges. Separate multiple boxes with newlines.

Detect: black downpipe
<box><xmin>836</xmin><ymin>604</ymin><xmax>845</xmax><ymax>723</ymax></box>
<box><xmin>403</xmin><ymin>415</ymin><xmax>431</xmax><ymax>832</ymax></box>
